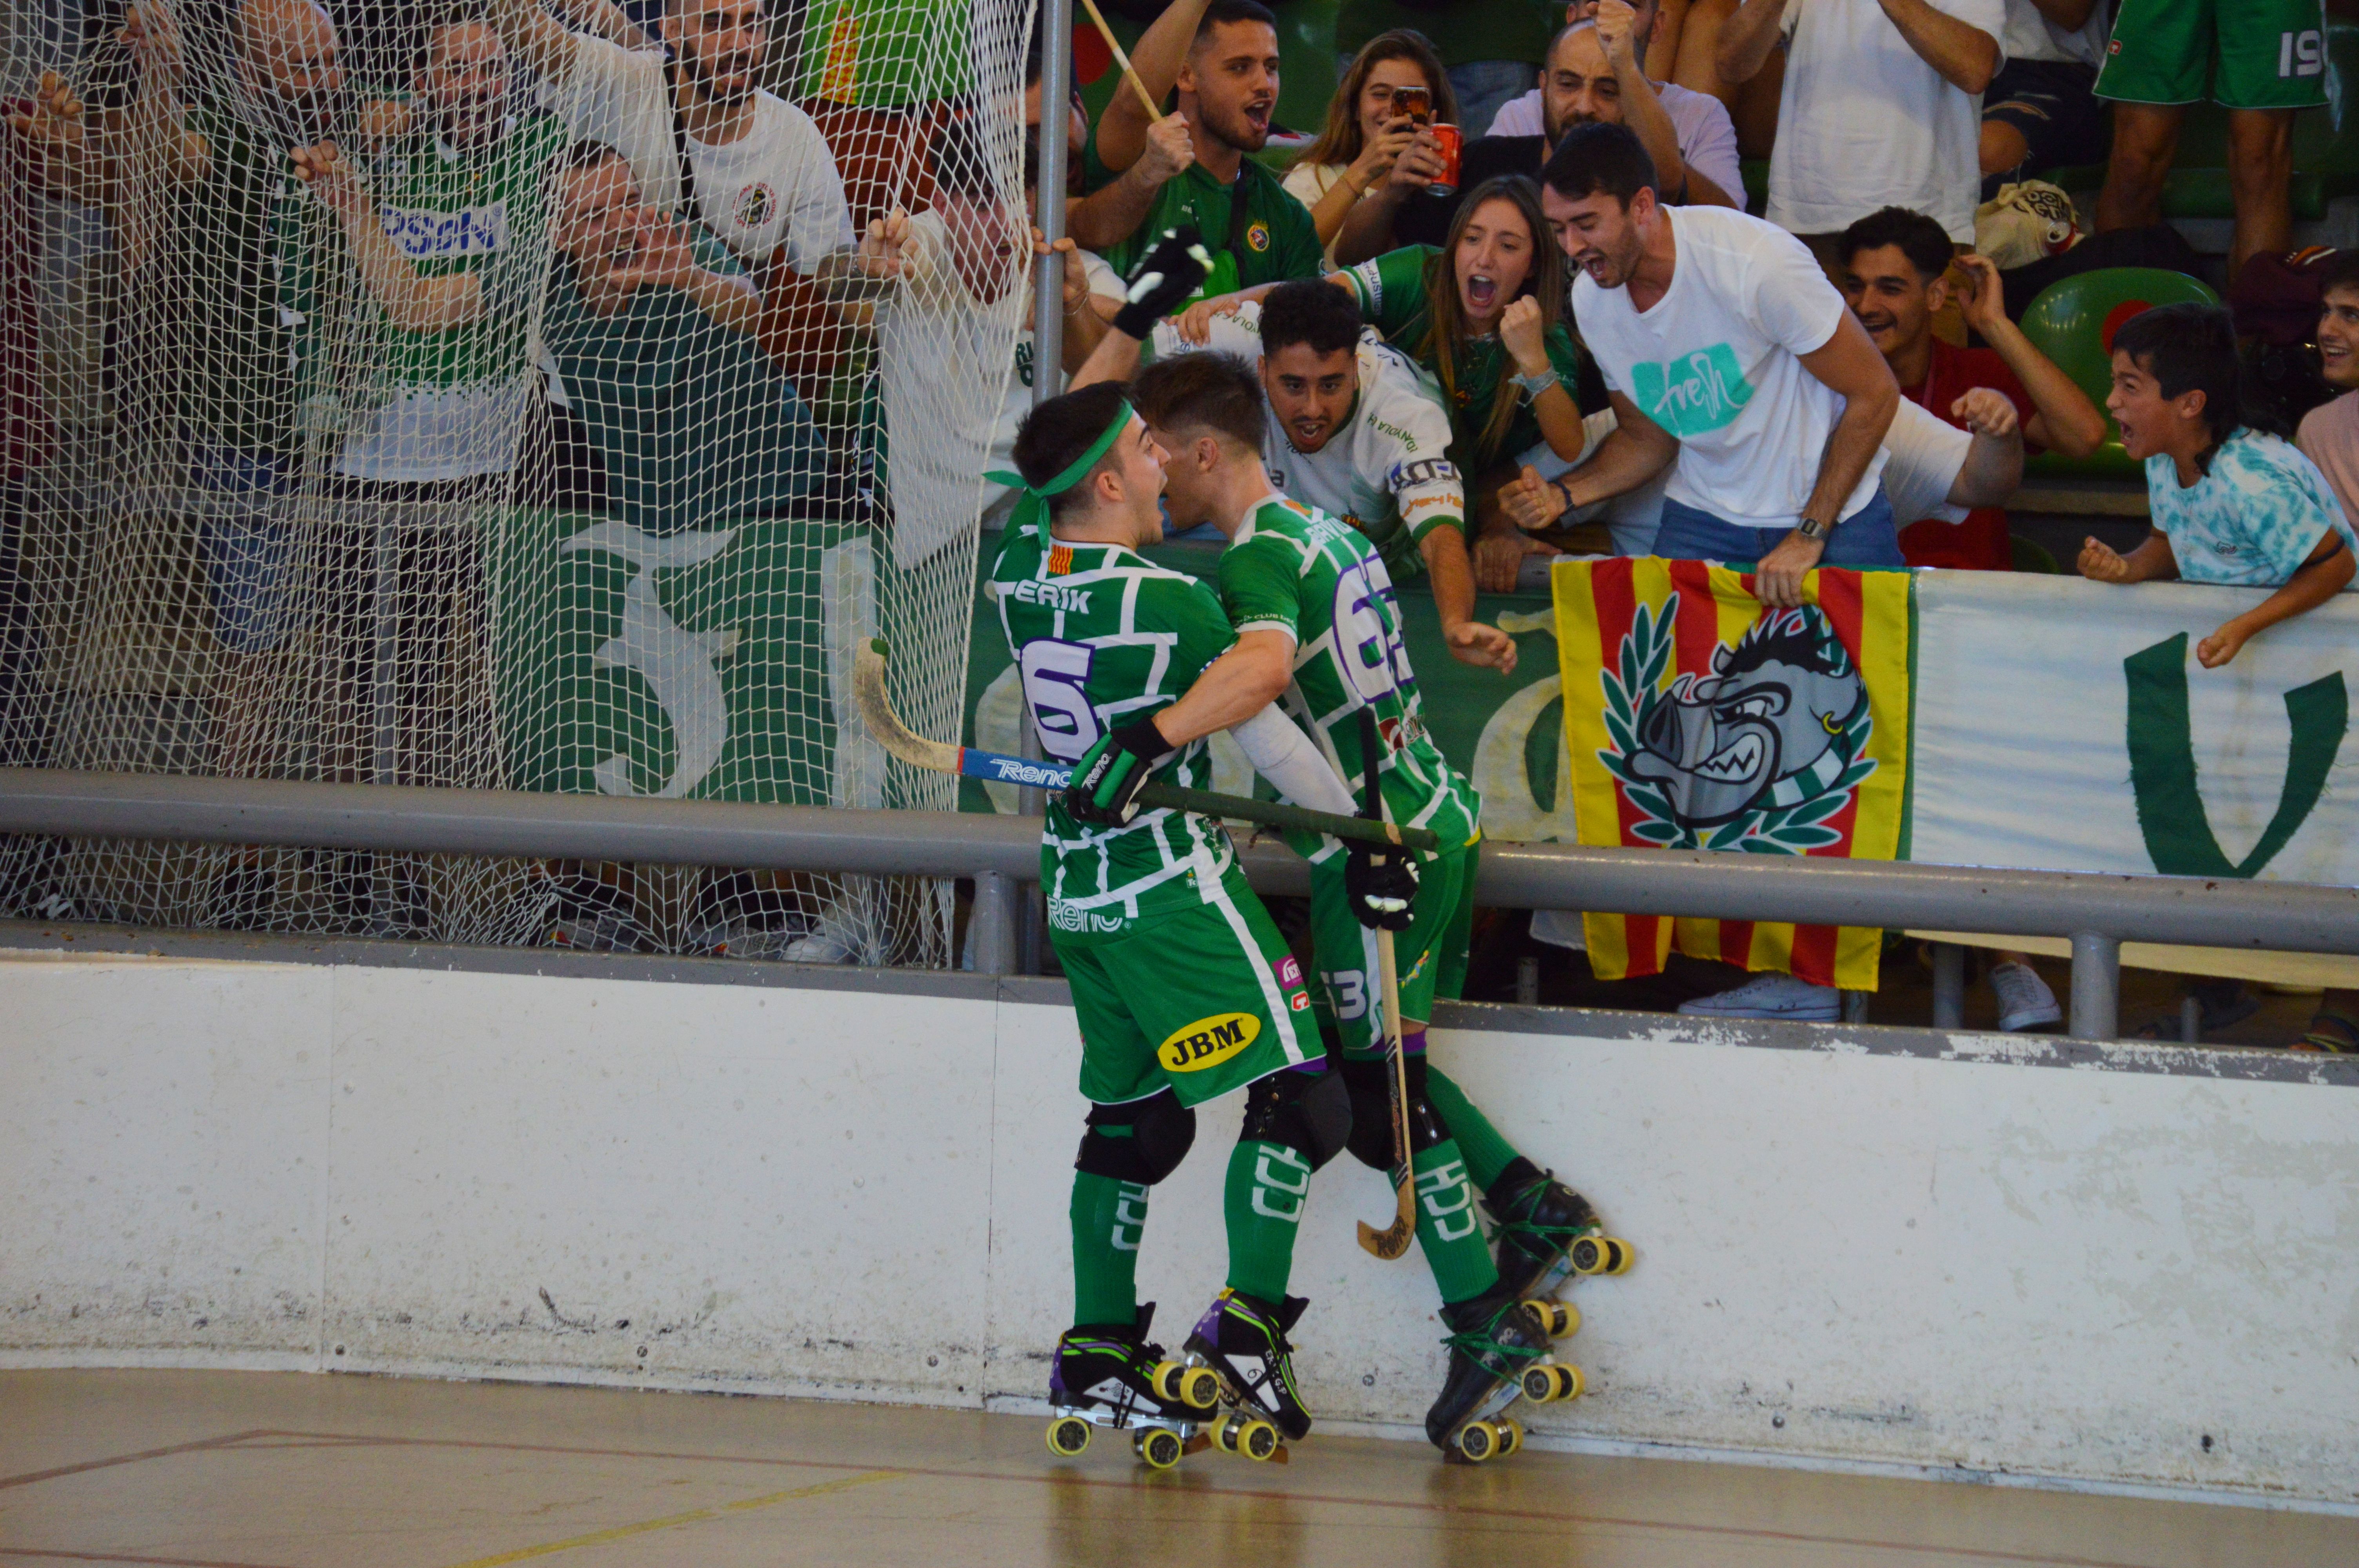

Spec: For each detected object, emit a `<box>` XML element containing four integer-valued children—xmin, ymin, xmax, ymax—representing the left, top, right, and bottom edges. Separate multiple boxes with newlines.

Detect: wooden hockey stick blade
<box><xmin>861</xmin><ymin>641</ymin><xmax>1440</xmax><ymax>850</ymax></box>
<box><xmin>1357</xmin><ymin>925</ymin><xmax>1417</xmax><ymax>1259</ymax></box>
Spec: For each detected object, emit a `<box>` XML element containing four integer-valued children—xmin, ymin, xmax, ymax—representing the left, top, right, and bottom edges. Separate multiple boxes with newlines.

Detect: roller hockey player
<box><xmin>1127</xmin><ymin>347</ymin><xmax>1617</xmax><ymax>1459</ymax></box>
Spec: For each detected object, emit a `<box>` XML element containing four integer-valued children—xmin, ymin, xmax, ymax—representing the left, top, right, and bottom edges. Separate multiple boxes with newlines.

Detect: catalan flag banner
<box><xmin>1553</xmin><ymin>558</ymin><xmax>1914</xmax><ymax>991</ymax></box>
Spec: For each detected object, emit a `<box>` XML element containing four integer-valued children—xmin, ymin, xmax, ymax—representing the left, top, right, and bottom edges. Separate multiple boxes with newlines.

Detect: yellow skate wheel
<box><xmin>1177</xmin><ymin>1365</ymin><xmax>1222</xmax><ymax>1410</ymax></box>
<box><xmin>1454</xmin><ymin>1421</ymin><xmax>1497</xmax><ymax>1463</ymax></box>
<box><xmin>1496</xmin><ymin>1417</ymin><xmax>1525</xmax><ymax>1457</ymax></box>
<box><xmin>1046</xmin><ymin>1416</ymin><xmax>1092</xmax><ymax>1457</ymax></box>
<box><xmin>1523</xmin><ymin>1362</ymin><xmax>1583</xmax><ymax>1402</ymax></box>
<box><xmin>1605</xmin><ymin>1237</ymin><xmax>1636</xmax><ymax>1275</ymax></box>
<box><xmin>1136</xmin><ymin>1427</ymin><xmax>1184</xmax><ymax>1470</ymax></box>
<box><xmin>1568</xmin><ymin>1236</ymin><xmax>1606</xmax><ymax>1275</ymax></box>
<box><xmin>1237</xmin><ymin>1419</ymin><xmax>1281</xmax><ymax>1462</ymax></box>
<box><xmin>1212</xmin><ymin>1412</ymin><xmax>1243</xmax><ymax>1454</ymax></box>
<box><xmin>1525</xmin><ymin>1299</ymin><xmax>1579</xmax><ymax>1339</ymax></box>
<box><xmin>1149</xmin><ymin>1361</ymin><xmax>1186</xmax><ymax>1403</ymax></box>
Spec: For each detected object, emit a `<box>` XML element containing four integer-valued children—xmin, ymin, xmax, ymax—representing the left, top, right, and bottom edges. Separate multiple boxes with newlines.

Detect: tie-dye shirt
<box><xmin>2146</xmin><ymin>429</ymin><xmax>2359</xmax><ymax>588</ymax></box>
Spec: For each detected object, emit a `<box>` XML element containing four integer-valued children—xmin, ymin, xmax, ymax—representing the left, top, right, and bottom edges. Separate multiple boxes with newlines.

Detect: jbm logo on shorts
<box><xmin>380</xmin><ymin>201</ymin><xmax>509</xmax><ymax>259</ymax></box>
<box><xmin>1631</xmin><ymin>343</ymin><xmax>1754</xmax><ymax>438</ymax></box>
<box><xmin>1158</xmin><ymin>1012</ymin><xmax>1260</xmax><ymax>1072</ymax></box>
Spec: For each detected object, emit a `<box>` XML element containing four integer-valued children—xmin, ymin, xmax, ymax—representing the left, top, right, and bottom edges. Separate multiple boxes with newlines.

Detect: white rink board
<box><xmin>3</xmin><ymin>952</ymin><xmax>2355</xmax><ymax>1506</ymax></box>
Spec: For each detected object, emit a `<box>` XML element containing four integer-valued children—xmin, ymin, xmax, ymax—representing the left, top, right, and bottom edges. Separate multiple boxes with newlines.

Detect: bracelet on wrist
<box><xmin>1550</xmin><ymin>477</ymin><xmax>1576</xmax><ymax>515</ymax></box>
<box><xmin>1512</xmin><ymin>365</ymin><xmax>1560</xmax><ymax>400</ymax></box>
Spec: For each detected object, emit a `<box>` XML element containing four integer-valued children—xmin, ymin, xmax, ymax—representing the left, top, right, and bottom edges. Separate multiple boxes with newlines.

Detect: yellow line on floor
<box><xmin>438</xmin><ymin>1470</ymin><xmax>902</xmax><ymax>1568</ymax></box>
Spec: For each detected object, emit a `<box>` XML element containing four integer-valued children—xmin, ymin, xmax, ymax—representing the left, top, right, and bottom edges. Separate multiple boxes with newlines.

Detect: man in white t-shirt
<box><xmin>1532</xmin><ymin>123</ymin><xmax>1901</xmax><ymax>604</ymax></box>
<box><xmin>1486</xmin><ymin>6</ymin><xmax>1741</xmax><ymax>209</ymax></box>
<box><xmin>1531</xmin><ymin>122</ymin><xmax>1905</xmax><ymax>1025</ymax></box>
<box><xmin>1146</xmin><ymin>281</ymin><xmax>1516</xmax><ymax>671</ymax></box>
<box><xmin>493</xmin><ymin>0</ymin><xmax>856</xmax><ymax>274</ymax></box>
<box><xmin>1716</xmin><ymin>0</ymin><xmax>2005</xmax><ymax>245</ymax></box>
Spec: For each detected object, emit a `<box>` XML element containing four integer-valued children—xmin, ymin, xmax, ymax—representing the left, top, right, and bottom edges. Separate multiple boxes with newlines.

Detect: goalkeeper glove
<box><xmin>1112</xmin><ymin>227</ymin><xmax>1214</xmax><ymax>339</ymax></box>
<box><xmin>1345</xmin><ymin>842</ymin><xmax>1419</xmax><ymax>931</ymax></box>
<box><xmin>1065</xmin><ymin>717</ymin><xmax>1177</xmax><ymax>826</ymax></box>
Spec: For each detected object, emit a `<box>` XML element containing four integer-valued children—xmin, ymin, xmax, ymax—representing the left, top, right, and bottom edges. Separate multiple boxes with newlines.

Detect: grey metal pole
<box><xmin>1930</xmin><ymin>942</ymin><xmax>1966</xmax><ymax>1029</ymax></box>
<box><xmin>1030</xmin><ymin>0</ymin><xmax>1072</xmax><ymax>408</ymax></box>
<box><xmin>973</xmin><ymin>870</ymin><xmax>1018</xmax><ymax>975</ymax></box>
<box><xmin>1841</xmin><ymin>990</ymin><xmax>1870</xmax><ymax>1024</ymax></box>
<box><xmin>2069</xmin><ymin>931</ymin><xmax>2121</xmax><ymax>1041</ymax></box>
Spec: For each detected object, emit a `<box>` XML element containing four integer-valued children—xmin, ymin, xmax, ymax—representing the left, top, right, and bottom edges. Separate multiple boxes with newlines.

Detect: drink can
<box><xmin>1428</xmin><ymin>122</ymin><xmax>1462</xmax><ymax>196</ymax></box>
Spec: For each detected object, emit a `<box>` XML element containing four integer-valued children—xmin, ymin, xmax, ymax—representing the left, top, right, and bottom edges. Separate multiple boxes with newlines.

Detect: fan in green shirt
<box><xmin>1078</xmin><ymin>0</ymin><xmax>1323</xmax><ymax>303</ymax></box>
<box><xmin>1184</xmin><ymin>175</ymin><xmax>1596</xmax><ymax>485</ymax></box>
<box><xmin>539</xmin><ymin>141</ymin><xmax>822</xmax><ymax>535</ymax></box>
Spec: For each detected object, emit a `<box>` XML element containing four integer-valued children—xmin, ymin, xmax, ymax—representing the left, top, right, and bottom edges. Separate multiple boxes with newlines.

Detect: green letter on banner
<box><xmin>2123</xmin><ymin>633</ymin><xmax>2348</xmax><ymax>878</ymax></box>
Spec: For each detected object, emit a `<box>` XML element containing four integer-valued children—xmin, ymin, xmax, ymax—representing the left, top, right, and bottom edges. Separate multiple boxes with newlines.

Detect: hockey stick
<box><xmin>1353</xmin><ymin>707</ymin><xmax>1418</xmax><ymax>1262</ymax></box>
<box><xmin>1076</xmin><ymin>0</ymin><xmax>1166</xmax><ymax>122</ymax></box>
<box><xmin>854</xmin><ymin>641</ymin><xmax>1438</xmax><ymax>851</ymax></box>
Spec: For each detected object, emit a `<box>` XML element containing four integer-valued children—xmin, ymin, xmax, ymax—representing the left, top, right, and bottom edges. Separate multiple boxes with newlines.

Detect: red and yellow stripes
<box><xmin>1554</xmin><ymin>558</ymin><xmax>1913</xmax><ymax>992</ymax></box>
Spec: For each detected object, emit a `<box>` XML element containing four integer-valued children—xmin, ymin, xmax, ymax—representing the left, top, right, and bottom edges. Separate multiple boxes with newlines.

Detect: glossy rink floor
<box><xmin>2</xmin><ymin>1372</ymin><xmax>2351</xmax><ymax>1568</ymax></box>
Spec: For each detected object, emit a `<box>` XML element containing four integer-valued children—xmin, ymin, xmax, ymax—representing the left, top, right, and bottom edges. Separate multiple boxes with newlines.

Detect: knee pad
<box><xmin>1336</xmin><ymin>1056</ymin><xmax>1448</xmax><ymax>1170</ymax></box>
<box><xmin>1074</xmin><ymin>1090</ymin><xmax>1197</xmax><ymax>1185</ymax></box>
<box><xmin>1239</xmin><ymin>1067</ymin><xmax>1352</xmax><ymax>1172</ymax></box>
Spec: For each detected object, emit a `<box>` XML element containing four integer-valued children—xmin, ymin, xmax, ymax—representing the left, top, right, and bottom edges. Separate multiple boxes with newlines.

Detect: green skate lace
<box><xmin>1496</xmin><ymin>1179</ymin><xmax>1598</xmax><ymax>1245</ymax></box>
<box><xmin>1440</xmin><ymin>1309</ymin><xmax>1548</xmax><ymax>1366</ymax></box>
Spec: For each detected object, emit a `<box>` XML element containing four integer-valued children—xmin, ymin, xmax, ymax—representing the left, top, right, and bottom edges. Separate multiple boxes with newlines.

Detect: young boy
<box><xmin>2078</xmin><ymin>302</ymin><xmax>2356</xmax><ymax>668</ymax></box>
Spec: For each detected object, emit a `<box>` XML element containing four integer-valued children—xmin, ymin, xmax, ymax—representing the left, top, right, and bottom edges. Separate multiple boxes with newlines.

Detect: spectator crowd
<box><xmin>4</xmin><ymin>0</ymin><xmax>2354</xmax><ymax>1047</ymax></box>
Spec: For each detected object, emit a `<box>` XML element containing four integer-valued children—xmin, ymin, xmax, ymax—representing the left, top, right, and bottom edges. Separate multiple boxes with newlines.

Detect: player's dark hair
<box><xmin>1541</xmin><ymin>120</ymin><xmax>1658</xmax><ymax>207</ymax></box>
<box><xmin>562</xmin><ymin>137</ymin><xmax>627</xmax><ymax>173</ymax></box>
<box><xmin>1258</xmin><ymin>279</ymin><xmax>1362</xmax><ymax>359</ymax></box>
<box><xmin>926</xmin><ymin>114</ymin><xmax>1000</xmax><ymax>202</ymax></box>
<box><xmin>1132</xmin><ymin>352</ymin><xmax>1267</xmax><ymax>457</ymax></box>
<box><xmin>2113</xmin><ymin>302</ymin><xmax>2245</xmax><ymax>470</ymax></box>
<box><xmin>1837</xmin><ymin>206</ymin><xmax>1954</xmax><ymax>283</ymax></box>
<box><xmin>1193</xmin><ymin>0</ymin><xmax>1278</xmax><ymax>50</ymax></box>
<box><xmin>1013</xmin><ymin>381</ymin><xmax>1135</xmax><ymax>523</ymax></box>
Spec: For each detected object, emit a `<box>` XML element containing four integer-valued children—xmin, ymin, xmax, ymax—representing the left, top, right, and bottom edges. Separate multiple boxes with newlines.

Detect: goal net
<box><xmin>2</xmin><ymin>0</ymin><xmax>1039</xmax><ymax>966</ymax></box>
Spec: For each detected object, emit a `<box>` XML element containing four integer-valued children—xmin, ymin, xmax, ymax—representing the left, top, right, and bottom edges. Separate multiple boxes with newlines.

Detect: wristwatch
<box><xmin>1795</xmin><ymin>514</ymin><xmax>1833</xmax><ymax>543</ymax></box>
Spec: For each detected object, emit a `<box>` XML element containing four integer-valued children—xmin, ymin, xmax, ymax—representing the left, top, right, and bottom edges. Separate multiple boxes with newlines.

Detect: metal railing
<box><xmin>2</xmin><ymin>768</ymin><xmax>2356</xmax><ymax>1040</ymax></box>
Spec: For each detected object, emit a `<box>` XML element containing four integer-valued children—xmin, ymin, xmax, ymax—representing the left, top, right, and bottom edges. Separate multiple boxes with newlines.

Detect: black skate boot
<box><xmin>1045</xmin><ymin>1303</ymin><xmax>1219</xmax><ymax>1467</ymax></box>
<box><xmin>1183</xmin><ymin>1289</ymin><xmax>1314</xmax><ymax>1442</ymax></box>
<box><xmin>1425</xmin><ymin>1292</ymin><xmax>1573</xmax><ymax>1462</ymax></box>
<box><xmin>1486</xmin><ymin>1159</ymin><xmax>1607</xmax><ymax>1301</ymax></box>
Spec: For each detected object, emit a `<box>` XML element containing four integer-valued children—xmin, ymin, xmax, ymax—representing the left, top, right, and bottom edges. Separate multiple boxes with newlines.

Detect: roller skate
<box><xmin>1043</xmin><ymin>1303</ymin><xmax>1219</xmax><ymax>1470</ymax></box>
<box><xmin>1487</xmin><ymin>1159</ymin><xmax>1635</xmax><ymax>1304</ymax></box>
<box><xmin>1425</xmin><ymin>1292</ymin><xmax>1582</xmax><ymax>1464</ymax></box>
<box><xmin>1181</xmin><ymin>1288</ymin><xmax>1311</xmax><ymax>1461</ymax></box>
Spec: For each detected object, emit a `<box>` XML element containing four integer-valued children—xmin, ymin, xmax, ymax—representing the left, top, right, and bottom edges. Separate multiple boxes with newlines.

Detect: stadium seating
<box><xmin>2018</xmin><ymin>267</ymin><xmax>2223</xmax><ymax>481</ymax></box>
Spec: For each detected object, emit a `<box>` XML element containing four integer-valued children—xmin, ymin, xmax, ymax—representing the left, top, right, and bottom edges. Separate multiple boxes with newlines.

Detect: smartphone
<box><xmin>1391</xmin><ymin>85</ymin><xmax>1431</xmax><ymax>127</ymax></box>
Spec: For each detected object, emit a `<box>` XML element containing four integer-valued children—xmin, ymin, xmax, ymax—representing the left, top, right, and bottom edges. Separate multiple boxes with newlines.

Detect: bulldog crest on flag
<box><xmin>1556</xmin><ymin>559</ymin><xmax>1914</xmax><ymax>991</ymax></box>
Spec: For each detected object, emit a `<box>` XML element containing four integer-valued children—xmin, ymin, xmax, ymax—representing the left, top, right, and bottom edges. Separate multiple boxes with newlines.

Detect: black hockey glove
<box><xmin>1065</xmin><ymin>717</ymin><xmax>1177</xmax><ymax>826</ymax></box>
<box><xmin>1345</xmin><ymin>842</ymin><xmax>1419</xmax><ymax>930</ymax></box>
<box><xmin>1112</xmin><ymin>226</ymin><xmax>1214</xmax><ymax>338</ymax></box>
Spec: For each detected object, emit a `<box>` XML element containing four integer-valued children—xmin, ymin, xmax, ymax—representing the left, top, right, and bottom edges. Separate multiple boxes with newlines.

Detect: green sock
<box><xmin>1224</xmin><ymin>1139</ymin><xmax>1310</xmax><ymax>1303</ymax></box>
<box><xmin>1070</xmin><ymin>1171</ymin><xmax>1147</xmax><ymax>1325</ymax></box>
<box><xmin>1427</xmin><ymin>1065</ymin><xmax>1523</xmax><ymax>1193</ymax></box>
<box><xmin>1414</xmin><ymin>1137</ymin><xmax>1502</xmax><ymax>1305</ymax></box>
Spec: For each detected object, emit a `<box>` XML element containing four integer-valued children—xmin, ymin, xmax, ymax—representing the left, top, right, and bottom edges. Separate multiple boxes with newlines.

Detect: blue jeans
<box><xmin>1652</xmin><ymin>487</ymin><xmax>1907</xmax><ymax>569</ymax></box>
<box><xmin>186</xmin><ymin>441</ymin><xmax>298</xmax><ymax>654</ymax></box>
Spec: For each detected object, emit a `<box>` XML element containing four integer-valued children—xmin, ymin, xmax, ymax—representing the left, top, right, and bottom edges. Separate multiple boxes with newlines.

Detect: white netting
<box><xmin>2</xmin><ymin>0</ymin><xmax>1040</xmax><ymax>964</ymax></box>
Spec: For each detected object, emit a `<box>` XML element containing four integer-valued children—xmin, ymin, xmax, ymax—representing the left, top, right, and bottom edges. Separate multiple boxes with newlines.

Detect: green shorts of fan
<box><xmin>1054</xmin><ymin>868</ymin><xmax>1323</xmax><ymax>1108</ymax></box>
<box><xmin>1310</xmin><ymin>839</ymin><xmax>1479</xmax><ymax>1059</ymax></box>
<box><xmin>2094</xmin><ymin>0</ymin><xmax>2326</xmax><ymax>111</ymax></box>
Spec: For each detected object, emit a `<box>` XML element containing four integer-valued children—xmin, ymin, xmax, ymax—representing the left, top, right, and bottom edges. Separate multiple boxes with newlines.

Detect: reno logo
<box><xmin>379</xmin><ymin>200</ymin><xmax>508</xmax><ymax>258</ymax></box>
<box><xmin>1158</xmin><ymin>1012</ymin><xmax>1260</xmax><ymax>1072</ymax></box>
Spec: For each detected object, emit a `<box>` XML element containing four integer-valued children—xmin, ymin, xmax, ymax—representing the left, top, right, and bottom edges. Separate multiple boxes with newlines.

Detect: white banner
<box><xmin>1909</xmin><ymin>574</ymin><xmax>2358</xmax><ymax>886</ymax></box>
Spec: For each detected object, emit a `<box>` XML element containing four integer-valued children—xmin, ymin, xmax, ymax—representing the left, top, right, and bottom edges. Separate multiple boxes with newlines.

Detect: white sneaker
<box><xmin>1677</xmin><ymin>972</ymin><xmax>1839</xmax><ymax>1021</ymax></box>
<box><xmin>1989</xmin><ymin>960</ymin><xmax>2061</xmax><ymax>1032</ymax></box>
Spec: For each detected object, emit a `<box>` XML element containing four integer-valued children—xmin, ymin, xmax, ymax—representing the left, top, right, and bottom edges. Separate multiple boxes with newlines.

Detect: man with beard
<box><xmin>315</xmin><ymin>19</ymin><xmax>567</xmax><ymax>486</ymax></box>
<box><xmin>1334</xmin><ymin>13</ymin><xmax>1740</xmax><ymax>263</ymax></box>
<box><xmin>1084</xmin><ymin>0</ymin><xmax>1322</xmax><ymax>301</ymax></box>
<box><xmin>494</xmin><ymin>0</ymin><xmax>856</xmax><ymax>278</ymax></box>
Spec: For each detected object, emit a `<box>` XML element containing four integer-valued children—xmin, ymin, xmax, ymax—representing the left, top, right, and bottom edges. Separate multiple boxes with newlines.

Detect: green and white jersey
<box><xmin>336</xmin><ymin>115</ymin><xmax>567</xmax><ymax>482</ymax></box>
<box><xmin>991</xmin><ymin>523</ymin><xmax>1243</xmax><ymax>933</ymax></box>
<box><xmin>1146</xmin><ymin>302</ymin><xmax>1465</xmax><ymax>579</ymax></box>
<box><xmin>1217</xmin><ymin>494</ymin><xmax>1482</xmax><ymax>861</ymax></box>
